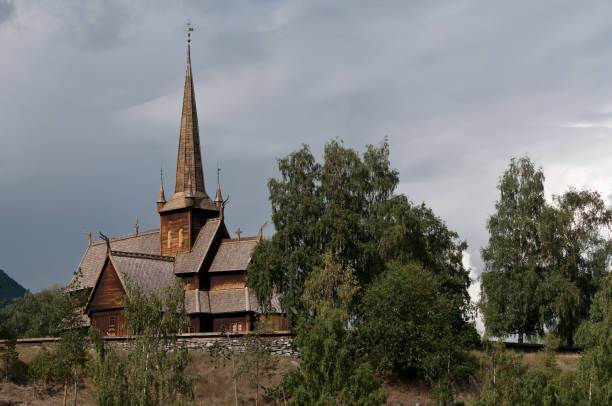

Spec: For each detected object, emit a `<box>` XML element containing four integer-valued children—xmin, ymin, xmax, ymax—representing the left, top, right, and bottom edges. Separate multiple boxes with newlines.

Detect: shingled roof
<box><xmin>208</xmin><ymin>239</ymin><xmax>257</xmax><ymax>273</ymax></box>
<box><xmin>112</xmin><ymin>253</ymin><xmax>175</xmax><ymax>296</ymax></box>
<box><xmin>72</xmin><ymin>230</ymin><xmax>160</xmax><ymax>290</ymax></box>
<box><xmin>174</xmin><ymin>219</ymin><xmax>224</xmax><ymax>275</ymax></box>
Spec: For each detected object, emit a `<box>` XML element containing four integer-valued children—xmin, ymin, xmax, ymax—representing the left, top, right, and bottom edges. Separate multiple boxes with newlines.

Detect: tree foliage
<box><xmin>235</xmin><ymin>321</ymin><xmax>278</xmax><ymax>406</ymax></box>
<box><xmin>480</xmin><ymin>156</ymin><xmax>612</xmax><ymax>345</ymax></box>
<box><xmin>248</xmin><ymin>139</ymin><xmax>471</xmax><ymax>319</ymax></box>
<box><xmin>575</xmin><ymin>274</ymin><xmax>612</xmax><ymax>404</ymax></box>
<box><xmin>273</xmin><ymin>254</ymin><xmax>386</xmax><ymax>406</ymax></box>
<box><xmin>0</xmin><ymin>285</ymin><xmax>66</xmax><ymax>339</ymax></box>
<box><xmin>90</xmin><ymin>280</ymin><xmax>194</xmax><ymax>406</ymax></box>
<box><xmin>356</xmin><ymin>262</ymin><xmax>477</xmax><ymax>404</ymax></box>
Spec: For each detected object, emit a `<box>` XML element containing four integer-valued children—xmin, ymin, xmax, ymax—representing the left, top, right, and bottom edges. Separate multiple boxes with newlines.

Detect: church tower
<box><xmin>158</xmin><ymin>34</ymin><xmax>220</xmax><ymax>256</ymax></box>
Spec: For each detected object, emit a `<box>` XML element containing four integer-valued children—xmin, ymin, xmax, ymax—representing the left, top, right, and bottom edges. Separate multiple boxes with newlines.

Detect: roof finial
<box><xmin>256</xmin><ymin>222</ymin><xmax>268</xmax><ymax>241</ymax></box>
<box><xmin>134</xmin><ymin>217</ymin><xmax>140</xmax><ymax>235</ymax></box>
<box><xmin>99</xmin><ymin>232</ymin><xmax>111</xmax><ymax>254</ymax></box>
<box><xmin>215</xmin><ymin>166</ymin><xmax>223</xmax><ymax>207</ymax></box>
<box><xmin>235</xmin><ymin>228</ymin><xmax>243</xmax><ymax>241</ymax></box>
<box><xmin>186</xmin><ymin>20</ymin><xmax>193</xmax><ymax>62</ymax></box>
<box><xmin>157</xmin><ymin>167</ymin><xmax>166</xmax><ymax>211</ymax></box>
<box><xmin>158</xmin><ymin>168</ymin><xmax>166</xmax><ymax>202</ymax></box>
<box><xmin>83</xmin><ymin>229</ymin><xmax>93</xmax><ymax>247</ymax></box>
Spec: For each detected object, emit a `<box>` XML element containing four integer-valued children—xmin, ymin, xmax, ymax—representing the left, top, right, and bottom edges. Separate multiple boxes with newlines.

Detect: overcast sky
<box><xmin>3</xmin><ymin>0</ymin><xmax>612</xmax><ymax>322</ymax></box>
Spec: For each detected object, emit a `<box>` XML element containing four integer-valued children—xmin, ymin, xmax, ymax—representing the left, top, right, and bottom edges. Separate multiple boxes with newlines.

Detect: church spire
<box><xmin>214</xmin><ymin>167</ymin><xmax>223</xmax><ymax>207</ymax></box>
<box><xmin>157</xmin><ymin>168</ymin><xmax>166</xmax><ymax>211</ymax></box>
<box><xmin>174</xmin><ymin>24</ymin><xmax>207</xmax><ymax>198</ymax></box>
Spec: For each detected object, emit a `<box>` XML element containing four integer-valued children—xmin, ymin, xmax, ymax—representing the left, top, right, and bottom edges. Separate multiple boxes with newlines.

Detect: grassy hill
<box><xmin>0</xmin><ymin>268</ymin><xmax>26</xmax><ymax>306</ymax></box>
<box><xmin>0</xmin><ymin>346</ymin><xmax>581</xmax><ymax>405</ymax></box>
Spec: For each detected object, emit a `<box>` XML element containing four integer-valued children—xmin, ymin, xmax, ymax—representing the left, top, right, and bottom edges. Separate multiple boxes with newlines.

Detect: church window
<box><xmin>167</xmin><ymin>231</ymin><xmax>172</xmax><ymax>248</ymax></box>
<box><xmin>107</xmin><ymin>316</ymin><xmax>116</xmax><ymax>336</ymax></box>
<box><xmin>179</xmin><ymin>229</ymin><xmax>184</xmax><ymax>247</ymax></box>
<box><xmin>237</xmin><ymin>322</ymin><xmax>242</xmax><ymax>332</ymax></box>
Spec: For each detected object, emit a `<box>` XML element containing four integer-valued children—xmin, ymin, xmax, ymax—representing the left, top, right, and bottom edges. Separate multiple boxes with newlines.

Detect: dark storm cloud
<box><xmin>0</xmin><ymin>0</ymin><xmax>14</xmax><ymax>26</ymax></box>
<box><xmin>3</xmin><ymin>0</ymin><xmax>612</xmax><ymax>316</ymax></box>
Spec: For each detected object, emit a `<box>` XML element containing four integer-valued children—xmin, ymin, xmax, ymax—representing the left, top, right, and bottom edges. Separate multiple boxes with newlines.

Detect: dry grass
<box><xmin>521</xmin><ymin>352</ymin><xmax>580</xmax><ymax>373</ymax></box>
<box><xmin>1</xmin><ymin>346</ymin><xmax>581</xmax><ymax>405</ymax></box>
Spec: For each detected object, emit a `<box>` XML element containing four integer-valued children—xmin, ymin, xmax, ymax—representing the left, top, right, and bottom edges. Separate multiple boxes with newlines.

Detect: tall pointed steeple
<box><xmin>174</xmin><ymin>32</ymin><xmax>207</xmax><ymax>198</ymax></box>
<box><xmin>158</xmin><ymin>25</ymin><xmax>220</xmax><ymax>256</ymax></box>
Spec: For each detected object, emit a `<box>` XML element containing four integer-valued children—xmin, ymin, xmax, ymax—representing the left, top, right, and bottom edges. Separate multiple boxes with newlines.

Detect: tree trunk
<box><xmin>73</xmin><ymin>367</ymin><xmax>78</xmax><ymax>406</ymax></box>
<box><xmin>63</xmin><ymin>379</ymin><xmax>68</xmax><ymax>406</ymax></box>
<box><xmin>226</xmin><ymin>332</ymin><xmax>239</xmax><ymax>406</ymax></box>
<box><xmin>518</xmin><ymin>332</ymin><xmax>524</xmax><ymax>343</ymax></box>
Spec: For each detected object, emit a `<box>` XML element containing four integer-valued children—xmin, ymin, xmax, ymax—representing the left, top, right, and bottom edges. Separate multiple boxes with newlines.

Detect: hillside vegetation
<box><xmin>0</xmin><ymin>269</ymin><xmax>26</xmax><ymax>306</ymax></box>
<box><xmin>0</xmin><ymin>346</ymin><xmax>581</xmax><ymax>406</ymax></box>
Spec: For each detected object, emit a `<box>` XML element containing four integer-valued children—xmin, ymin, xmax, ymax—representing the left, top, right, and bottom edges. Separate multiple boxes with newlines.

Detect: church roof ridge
<box><xmin>220</xmin><ymin>237</ymin><xmax>258</xmax><ymax>243</ymax></box>
<box><xmin>110</xmin><ymin>250</ymin><xmax>174</xmax><ymax>262</ymax></box>
<box><xmin>90</xmin><ymin>229</ymin><xmax>159</xmax><ymax>246</ymax></box>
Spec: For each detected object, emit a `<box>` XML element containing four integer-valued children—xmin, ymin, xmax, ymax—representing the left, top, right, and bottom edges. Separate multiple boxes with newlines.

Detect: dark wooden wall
<box><xmin>182</xmin><ymin>275</ymin><xmax>199</xmax><ymax>290</ymax></box>
<box><xmin>212</xmin><ymin>314</ymin><xmax>252</xmax><ymax>333</ymax></box>
<box><xmin>88</xmin><ymin>259</ymin><xmax>125</xmax><ymax>312</ymax></box>
<box><xmin>188</xmin><ymin>316</ymin><xmax>200</xmax><ymax>333</ymax></box>
<box><xmin>258</xmin><ymin>314</ymin><xmax>289</xmax><ymax>332</ymax></box>
<box><xmin>91</xmin><ymin>310</ymin><xmax>128</xmax><ymax>336</ymax></box>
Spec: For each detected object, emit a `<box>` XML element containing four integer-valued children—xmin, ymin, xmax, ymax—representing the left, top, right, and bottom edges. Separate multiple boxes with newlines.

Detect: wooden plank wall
<box><xmin>160</xmin><ymin>210</ymin><xmax>191</xmax><ymax>255</ymax></box>
<box><xmin>88</xmin><ymin>259</ymin><xmax>125</xmax><ymax>312</ymax></box>
<box><xmin>212</xmin><ymin>314</ymin><xmax>251</xmax><ymax>333</ymax></box>
<box><xmin>209</xmin><ymin>273</ymin><xmax>247</xmax><ymax>290</ymax></box>
<box><xmin>258</xmin><ymin>314</ymin><xmax>289</xmax><ymax>332</ymax></box>
<box><xmin>91</xmin><ymin>310</ymin><xmax>128</xmax><ymax>336</ymax></box>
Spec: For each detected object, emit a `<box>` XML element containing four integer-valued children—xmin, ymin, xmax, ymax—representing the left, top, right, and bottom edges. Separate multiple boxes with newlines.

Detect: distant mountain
<box><xmin>0</xmin><ymin>269</ymin><xmax>26</xmax><ymax>306</ymax></box>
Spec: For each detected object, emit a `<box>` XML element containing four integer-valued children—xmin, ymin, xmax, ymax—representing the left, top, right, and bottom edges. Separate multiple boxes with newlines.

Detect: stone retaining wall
<box><xmin>106</xmin><ymin>336</ymin><xmax>298</xmax><ymax>357</ymax></box>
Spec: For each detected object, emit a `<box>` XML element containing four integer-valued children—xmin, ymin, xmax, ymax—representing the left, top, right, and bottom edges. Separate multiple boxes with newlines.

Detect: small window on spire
<box><xmin>179</xmin><ymin>229</ymin><xmax>184</xmax><ymax>247</ymax></box>
<box><xmin>167</xmin><ymin>231</ymin><xmax>172</xmax><ymax>248</ymax></box>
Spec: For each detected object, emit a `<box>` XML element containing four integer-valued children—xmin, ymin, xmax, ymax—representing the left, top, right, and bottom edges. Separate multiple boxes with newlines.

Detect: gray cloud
<box><xmin>3</xmin><ymin>0</ymin><xmax>612</xmax><ymax>298</ymax></box>
<box><xmin>0</xmin><ymin>0</ymin><xmax>14</xmax><ymax>26</ymax></box>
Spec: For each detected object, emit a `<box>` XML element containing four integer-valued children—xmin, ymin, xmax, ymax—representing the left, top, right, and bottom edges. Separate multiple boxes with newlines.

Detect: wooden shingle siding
<box><xmin>160</xmin><ymin>210</ymin><xmax>191</xmax><ymax>255</ymax></box>
<box><xmin>209</xmin><ymin>273</ymin><xmax>246</xmax><ymax>290</ymax></box>
<box><xmin>88</xmin><ymin>259</ymin><xmax>125</xmax><ymax>312</ymax></box>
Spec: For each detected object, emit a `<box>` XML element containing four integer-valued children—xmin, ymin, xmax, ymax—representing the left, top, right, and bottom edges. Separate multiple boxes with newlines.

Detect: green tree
<box><xmin>481</xmin><ymin>156</ymin><xmax>612</xmax><ymax>345</ymax></box>
<box><xmin>90</xmin><ymin>279</ymin><xmax>194</xmax><ymax>406</ymax></box>
<box><xmin>539</xmin><ymin>189</ymin><xmax>612</xmax><ymax>346</ymax></box>
<box><xmin>0</xmin><ymin>337</ymin><xmax>19</xmax><ymax>383</ymax></box>
<box><xmin>249</xmin><ymin>139</ymin><xmax>471</xmax><ymax>322</ymax></box>
<box><xmin>480</xmin><ymin>156</ymin><xmax>547</xmax><ymax>342</ymax></box>
<box><xmin>275</xmin><ymin>254</ymin><xmax>386</xmax><ymax>406</ymax></box>
<box><xmin>55</xmin><ymin>285</ymin><xmax>90</xmax><ymax>406</ymax></box>
<box><xmin>576</xmin><ymin>274</ymin><xmax>612</xmax><ymax>404</ymax></box>
<box><xmin>236</xmin><ymin>321</ymin><xmax>278</xmax><ymax>406</ymax></box>
<box><xmin>356</xmin><ymin>262</ymin><xmax>477</xmax><ymax>404</ymax></box>
<box><xmin>0</xmin><ymin>285</ymin><xmax>66</xmax><ymax>338</ymax></box>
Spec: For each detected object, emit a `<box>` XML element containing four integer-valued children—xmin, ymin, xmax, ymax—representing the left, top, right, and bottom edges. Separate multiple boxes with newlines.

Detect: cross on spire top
<box><xmin>186</xmin><ymin>21</ymin><xmax>194</xmax><ymax>44</ymax></box>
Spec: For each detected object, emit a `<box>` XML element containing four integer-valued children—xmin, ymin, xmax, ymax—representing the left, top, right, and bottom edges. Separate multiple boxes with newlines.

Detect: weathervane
<box><xmin>186</xmin><ymin>20</ymin><xmax>194</xmax><ymax>43</ymax></box>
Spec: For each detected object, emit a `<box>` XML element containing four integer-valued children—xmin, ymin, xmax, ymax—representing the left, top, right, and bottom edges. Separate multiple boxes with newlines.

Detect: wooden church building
<box><xmin>72</xmin><ymin>38</ymin><xmax>283</xmax><ymax>336</ymax></box>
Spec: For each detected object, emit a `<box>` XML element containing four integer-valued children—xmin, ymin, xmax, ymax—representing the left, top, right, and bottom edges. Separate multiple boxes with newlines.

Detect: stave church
<box><xmin>71</xmin><ymin>35</ymin><xmax>285</xmax><ymax>336</ymax></box>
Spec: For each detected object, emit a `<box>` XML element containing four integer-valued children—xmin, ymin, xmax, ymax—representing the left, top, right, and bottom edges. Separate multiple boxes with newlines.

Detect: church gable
<box><xmin>87</xmin><ymin>257</ymin><xmax>125</xmax><ymax>313</ymax></box>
